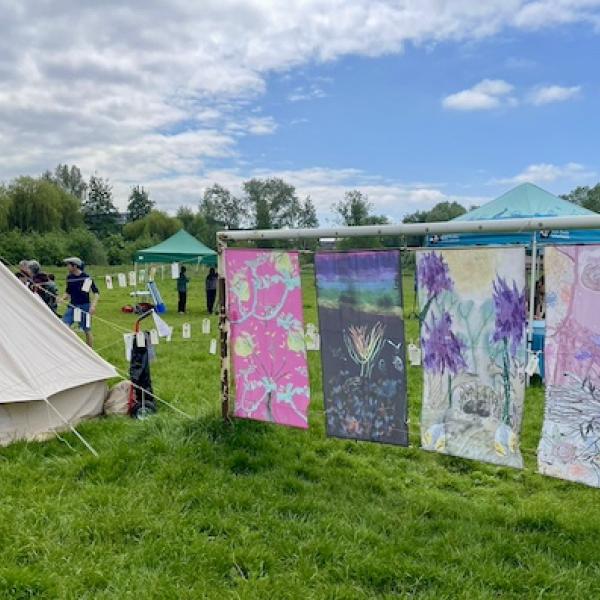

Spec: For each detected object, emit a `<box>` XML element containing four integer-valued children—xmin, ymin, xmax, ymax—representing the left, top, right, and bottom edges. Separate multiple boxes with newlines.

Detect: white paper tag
<box><xmin>152</xmin><ymin>311</ymin><xmax>172</xmax><ymax>338</ymax></box>
<box><xmin>171</xmin><ymin>262</ymin><xmax>180</xmax><ymax>279</ymax></box>
<box><xmin>118</xmin><ymin>273</ymin><xmax>127</xmax><ymax>288</ymax></box>
<box><xmin>128</xmin><ymin>271</ymin><xmax>137</xmax><ymax>287</ymax></box>
<box><xmin>182</xmin><ymin>323</ymin><xmax>191</xmax><ymax>339</ymax></box>
<box><xmin>105</xmin><ymin>275</ymin><xmax>113</xmax><ymax>290</ymax></box>
<box><xmin>209</xmin><ymin>338</ymin><xmax>217</xmax><ymax>355</ymax></box>
<box><xmin>166</xmin><ymin>333</ymin><xmax>172</xmax><ymax>342</ymax></box>
<box><xmin>408</xmin><ymin>343</ymin><xmax>421</xmax><ymax>366</ymax></box>
<box><xmin>139</xmin><ymin>269</ymin><xmax>146</xmax><ymax>283</ymax></box>
<box><xmin>202</xmin><ymin>318</ymin><xmax>211</xmax><ymax>334</ymax></box>
<box><xmin>136</xmin><ymin>331</ymin><xmax>146</xmax><ymax>347</ymax></box>
<box><xmin>149</xmin><ymin>267</ymin><xmax>156</xmax><ymax>281</ymax></box>
<box><xmin>526</xmin><ymin>351</ymin><xmax>539</xmax><ymax>377</ymax></box>
<box><xmin>73</xmin><ymin>307</ymin><xmax>82</xmax><ymax>322</ymax></box>
<box><xmin>85</xmin><ymin>312</ymin><xmax>91</xmax><ymax>328</ymax></box>
<box><xmin>305</xmin><ymin>323</ymin><xmax>320</xmax><ymax>351</ymax></box>
<box><xmin>82</xmin><ymin>277</ymin><xmax>92</xmax><ymax>292</ymax></box>
<box><xmin>150</xmin><ymin>329</ymin><xmax>159</xmax><ymax>345</ymax></box>
<box><xmin>124</xmin><ymin>334</ymin><xmax>134</xmax><ymax>361</ymax></box>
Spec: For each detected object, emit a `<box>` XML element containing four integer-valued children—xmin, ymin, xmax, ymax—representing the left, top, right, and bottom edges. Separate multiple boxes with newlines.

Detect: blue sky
<box><xmin>1</xmin><ymin>1</ymin><xmax>599</xmax><ymax>222</ymax></box>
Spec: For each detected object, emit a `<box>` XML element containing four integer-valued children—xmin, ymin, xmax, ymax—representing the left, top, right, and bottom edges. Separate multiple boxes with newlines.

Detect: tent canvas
<box><xmin>135</xmin><ymin>229</ymin><xmax>217</xmax><ymax>266</ymax></box>
<box><xmin>0</xmin><ymin>261</ymin><xmax>117</xmax><ymax>446</ymax></box>
<box><xmin>430</xmin><ymin>183</ymin><xmax>600</xmax><ymax>247</ymax></box>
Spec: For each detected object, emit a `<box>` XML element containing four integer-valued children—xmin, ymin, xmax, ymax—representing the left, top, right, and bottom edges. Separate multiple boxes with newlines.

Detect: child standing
<box><xmin>177</xmin><ymin>266</ymin><xmax>189</xmax><ymax>314</ymax></box>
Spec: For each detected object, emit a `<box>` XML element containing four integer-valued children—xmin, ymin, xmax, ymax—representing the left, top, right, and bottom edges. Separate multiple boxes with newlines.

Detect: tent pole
<box><xmin>217</xmin><ymin>235</ymin><xmax>231</xmax><ymax>422</ymax></box>
<box><xmin>527</xmin><ymin>233</ymin><xmax>538</xmax><ymax>386</ymax></box>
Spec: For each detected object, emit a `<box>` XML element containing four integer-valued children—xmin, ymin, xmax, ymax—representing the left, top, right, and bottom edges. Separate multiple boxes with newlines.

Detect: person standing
<box><xmin>61</xmin><ymin>257</ymin><xmax>99</xmax><ymax>347</ymax></box>
<box><xmin>28</xmin><ymin>260</ymin><xmax>56</xmax><ymax>313</ymax></box>
<box><xmin>177</xmin><ymin>266</ymin><xmax>189</xmax><ymax>314</ymax></box>
<box><xmin>205</xmin><ymin>267</ymin><xmax>218</xmax><ymax>314</ymax></box>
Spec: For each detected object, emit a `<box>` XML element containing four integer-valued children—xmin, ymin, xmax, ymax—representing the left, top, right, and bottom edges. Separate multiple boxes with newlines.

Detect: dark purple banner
<box><xmin>315</xmin><ymin>250</ymin><xmax>408</xmax><ymax>445</ymax></box>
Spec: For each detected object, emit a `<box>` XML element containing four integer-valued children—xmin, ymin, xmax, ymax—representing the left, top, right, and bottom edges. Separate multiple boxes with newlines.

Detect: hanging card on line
<box><xmin>182</xmin><ymin>323</ymin><xmax>191</xmax><ymax>339</ymax></box>
<box><xmin>209</xmin><ymin>339</ymin><xmax>217</xmax><ymax>355</ymax></box>
<box><xmin>73</xmin><ymin>307</ymin><xmax>82</xmax><ymax>322</ymax></box>
<box><xmin>150</xmin><ymin>329</ymin><xmax>159</xmax><ymax>345</ymax></box>
<box><xmin>139</xmin><ymin>269</ymin><xmax>146</xmax><ymax>283</ymax></box>
<box><xmin>124</xmin><ymin>334</ymin><xmax>134</xmax><ymax>361</ymax></box>
<box><xmin>82</xmin><ymin>277</ymin><xmax>92</xmax><ymax>292</ymax></box>
<box><xmin>408</xmin><ymin>343</ymin><xmax>421</xmax><ymax>366</ymax></box>
<box><xmin>136</xmin><ymin>331</ymin><xmax>146</xmax><ymax>347</ymax></box>
<box><xmin>85</xmin><ymin>312</ymin><xmax>91</xmax><ymax>329</ymax></box>
<box><xmin>129</xmin><ymin>271</ymin><xmax>137</xmax><ymax>287</ymax></box>
<box><xmin>202</xmin><ymin>318</ymin><xmax>210</xmax><ymax>334</ymax></box>
<box><xmin>171</xmin><ymin>263</ymin><xmax>180</xmax><ymax>279</ymax></box>
<box><xmin>118</xmin><ymin>273</ymin><xmax>127</xmax><ymax>288</ymax></box>
<box><xmin>149</xmin><ymin>267</ymin><xmax>156</xmax><ymax>281</ymax></box>
<box><xmin>525</xmin><ymin>351</ymin><xmax>539</xmax><ymax>377</ymax></box>
<box><xmin>105</xmin><ymin>275</ymin><xmax>113</xmax><ymax>290</ymax></box>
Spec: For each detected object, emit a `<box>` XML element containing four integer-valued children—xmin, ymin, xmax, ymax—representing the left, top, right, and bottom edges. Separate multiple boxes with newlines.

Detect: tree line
<box><xmin>1</xmin><ymin>161</ymin><xmax>596</xmax><ymax>266</ymax></box>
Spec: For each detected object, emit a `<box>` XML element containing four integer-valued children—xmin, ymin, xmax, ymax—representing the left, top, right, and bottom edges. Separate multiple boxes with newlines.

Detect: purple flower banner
<box><xmin>417</xmin><ymin>248</ymin><xmax>527</xmax><ymax>468</ymax></box>
<box><xmin>315</xmin><ymin>250</ymin><xmax>408</xmax><ymax>445</ymax></box>
<box><xmin>538</xmin><ymin>245</ymin><xmax>600</xmax><ymax>487</ymax></box>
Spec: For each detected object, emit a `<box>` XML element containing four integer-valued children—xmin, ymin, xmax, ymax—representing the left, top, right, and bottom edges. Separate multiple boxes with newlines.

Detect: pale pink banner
<box><xmin>224</xmin><ymin>249</ymin><xmax>310</xmax><ymax>428</ymax></box>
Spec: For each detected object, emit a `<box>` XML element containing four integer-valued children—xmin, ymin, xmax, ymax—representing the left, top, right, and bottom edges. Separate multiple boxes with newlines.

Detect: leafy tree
<box><xmin>333</xmin><ymin>190</ymin><xmax>389</xmax><ymax>249</ymax></box>
<box><xmin>243</xmin><ymin>178</ymin><xmax>300</xmax><ymax>230</ymax></box>
<box><xmin>7</xmin><ymin>177</ymin><xmax>62</xmax><ymax>233</ymax></box>
<box><xmin>176</xmin><ymin>206</ymin><xmax>195</xmax><ymax>231</ymax></box>
<box><xmin>200</xmin><ymin>183</ymin><xmax>245</xmax><ymax>229</ymax></box>
<box><xmin>402</xmin><ymin>200</ymin><xmax>467</xmax><ymax>246</ymax></box>
<box><xmin>298</xmin><ymin>195</ymin><xmax>319</xmax><ymax>229</ymax></box>
<box><xmin>561</xmin><ymin>184</ymin><xmax>600</xmax><ymax>213</ymax></box>
<box><xmin>53</xmin><ymin>164</ymin><xmax>87</xmax><ymax>201</ymax></box>
<box><xmin>122</xmin><ymin>210</ymin><xmax>182</xmax><ymax>242</ymax></box>
<box><xmin>0</xmin><ymin>185</ymin><xmax>10</xmax><ymax>232</ymax></box>
<box><xmin>83</xmin><ymin>175</ymin><xmax>118</xmax><ymax>237</ymax></box>
<box><xmin>127</xmin><ymin>185</ymin><xmax>154</xmax><ymax>222</ymax></box>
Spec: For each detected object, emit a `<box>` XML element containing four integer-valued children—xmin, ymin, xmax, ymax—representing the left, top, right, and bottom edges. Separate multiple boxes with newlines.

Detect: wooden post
<box><xmin>218</xmin><ymin>236</ymin><xmax>230</xmax><ymax>422</ymax></box>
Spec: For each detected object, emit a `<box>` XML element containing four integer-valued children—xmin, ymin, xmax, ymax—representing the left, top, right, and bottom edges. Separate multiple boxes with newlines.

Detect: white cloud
<box><xmin>492</xmin><ymin>162</ymin><xmax>596</xmax><ymax>185</ymax></box>
<box><xmin>528</xmin><ymin>84</ymin><xmax>581</xmax><ymax>105</ymax></box>
<box><xmin>0</xmin><ymin>1</ymin><xmax>599</xmax><ymax>209</ymax></box>
<box><xmin>442</xmin><ymin>79</ymin><xmax>516</xmax><ymax>110</ymax></box>
<box><xmin>288</xmin><ymin>86</ymin><xmax>327</xmax><ymax>102</ymax></box>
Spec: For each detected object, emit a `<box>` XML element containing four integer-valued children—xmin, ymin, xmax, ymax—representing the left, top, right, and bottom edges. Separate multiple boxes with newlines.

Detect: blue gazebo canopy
<box><xmin>430</xmin><ymin>182</ymin><xmax>600</xmax><ymax>247</ymax></box>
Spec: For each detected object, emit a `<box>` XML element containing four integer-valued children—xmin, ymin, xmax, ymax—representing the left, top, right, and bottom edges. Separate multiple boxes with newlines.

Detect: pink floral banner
<box><xmin>538</xmin><ymin>245</ymin><xmax>600</xmax><ymax>486</ymax></box>
<box><xmin>224</xmin><ymin>249</ymin><xmax>310</xmax><ymax>428</ymax></box>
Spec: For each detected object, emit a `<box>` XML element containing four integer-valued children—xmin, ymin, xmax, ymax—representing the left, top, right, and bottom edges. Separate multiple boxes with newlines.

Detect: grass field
<box><xmin>1</xmin><ymin>264</ymin><xmax>599</xmax><ymax>599</ymax></box>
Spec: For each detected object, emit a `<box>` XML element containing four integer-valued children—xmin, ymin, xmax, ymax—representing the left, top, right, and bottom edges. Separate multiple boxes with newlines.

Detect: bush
<box><xmin>31</xmin><ymin>232</ymin><xmax>68</xmax><ymax>266</ymax></box>
<box><xmin>0</xmin><ymin>230</ymin><xmax>35</xmax><ymax>265</ymax></box>
<box><xmin>64</xmin><ymin>228</ymin><xmax>108</xmax><ymax>266</ymax></box>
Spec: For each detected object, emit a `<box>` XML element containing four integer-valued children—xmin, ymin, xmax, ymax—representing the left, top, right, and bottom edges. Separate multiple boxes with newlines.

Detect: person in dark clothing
<box><xmin>177</xmin><ymin>266</ymin><xmax>189</xmax><ymax>314</ymax></box>
<box><xmin>60</xmin><ymin>257</ymin><xmax>99</xmax><ymax>347</ymax></box>
<box><xmin>205</xmin><ymin>267</ymin><xmax>218</xmax><ymax>314</ymax></box>
<box><xmin>27</xmin><ymin>260</ymin><xmax>56</xmax><ymax>313</ymax></box>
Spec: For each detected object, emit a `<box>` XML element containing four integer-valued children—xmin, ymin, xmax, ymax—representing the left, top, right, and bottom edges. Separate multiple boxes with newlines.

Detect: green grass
<box><xmin>1</xmin><ymin>265</ymin><xmax>599</xmax><ymax>598</ymax></box>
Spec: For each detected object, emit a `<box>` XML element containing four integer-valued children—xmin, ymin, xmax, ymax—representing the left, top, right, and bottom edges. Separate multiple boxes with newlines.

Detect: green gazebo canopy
<box><xmin>135</xmin><ymin>229</ymin><xmax>217</xmax><ymax>266</ymax></box>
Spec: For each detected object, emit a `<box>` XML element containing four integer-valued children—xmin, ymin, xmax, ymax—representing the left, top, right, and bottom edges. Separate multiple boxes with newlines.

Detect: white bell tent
<box><xmin>0</xmin><ymin>260</ymin><xmax>117</xmax><ymax>447</ymax></box>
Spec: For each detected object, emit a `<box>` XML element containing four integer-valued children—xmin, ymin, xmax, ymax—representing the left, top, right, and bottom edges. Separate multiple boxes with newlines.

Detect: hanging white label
<box><xmin>171</xmin><ymin>262</ymin><xmax>180</xmax><ymax>279</ymax></box>
<box><xmin>202</xmin><ymin>318</ymin><xmax>211</xmax><ymax>334</ymax></box>
<box><xmin>526</xmin><ymin>351</ymin><xmax>540</xmax><ymax>377</ymax></box>
<box><xmin>182</xmin><ymin>323</ymin><xmax>191</xmax><ymax>339</ymax></box>
<box><xmin>105</xmin><ymin>275</ymin><xmax>113</xmax><ymax>290</ymax></box>
<box><xmin>124</xmin><ymin>334</ymin><xmax>134</xmax><ymax>361</ymax></box>
<box><xmin>139</xmin><ymin>269</ymin><xmax>146</xmax><ymax>283</ymax></box>
<box><xmin>150</xmin><ymin>329</ymin><xmax>159</xmax><ymax>345</ymax></box>
<box><xmin>85</xmin><ymin>312</ymin><xmax>91</xmax><ymax>328</ymax></box>
<box><xmin>136</xmin><ymin>331</ymin><xmax>146</xmax><ymax>347</ymax></box>
<box><xmin>118</xmin><ymin>273</ymin><xmax>127</xmax><ymax>288</ymax></box>
<box><xmin>149</xmin><ymin>267</ymin><xmax>156</xmax><ymax>281</ymax></box>
<box><xmin>305</xmin><ymin>323</ymin><xmax>320</xmax><ymax>351</ymax></box>
<box><xmin>209</xmin><ymin>338</ymin><xmax>217</xmax><ymax>355</ymax></box>
<box><xmin>408</xmin><ymin>343</ymin><xmax>421</xmax><ymax>366</ymax></box>
<box><xmin>82</xmin><ymin>277</ymin><xmax>92</xmax><ymax>292</ymax></box>
<box><xmin>128</xmin><ymin>271</ymin><xmax>137</xmax><ymax>287</ymax></box>
<box><xmin>73</xmin><ymin>307</ymin><xmax>82</xmax><ymax>322</ymax></box>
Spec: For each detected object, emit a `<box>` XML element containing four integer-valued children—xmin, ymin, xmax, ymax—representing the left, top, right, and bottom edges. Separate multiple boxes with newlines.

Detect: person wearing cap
<box><xmin>60</xmin><ymin>257</ymin><xmax>99</xmax><ymax>347</ymax></box>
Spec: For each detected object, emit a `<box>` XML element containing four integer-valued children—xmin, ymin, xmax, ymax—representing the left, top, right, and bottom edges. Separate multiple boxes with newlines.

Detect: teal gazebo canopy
<box><xmin>135</xmin><ymin>229</ymin><xmax>217</xmax><ymax>266</ymax></box>
<box><xmin>431</xmin><ymin>182</ymin><xmax>600</xmax><ymax>247</ymax></box>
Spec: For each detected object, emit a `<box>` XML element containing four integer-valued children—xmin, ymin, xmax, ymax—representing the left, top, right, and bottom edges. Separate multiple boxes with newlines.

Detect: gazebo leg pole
<box><xmin>217</xmin><ymin>236</ymin><xmax>231</xmax><ymax>423</ymax></box>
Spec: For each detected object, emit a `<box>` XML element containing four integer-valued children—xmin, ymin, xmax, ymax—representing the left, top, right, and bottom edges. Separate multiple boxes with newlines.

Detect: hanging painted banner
<box><xmin>315</xmin><ymin>251</ymin><xmax>408</xmax><ymax>445</ymax></box>
<box><xmin>224</xmin><ymin>249</ymin><xmax>310</xmax><ymax>428</ymax></box>
<box><xmin>417</xmin><ymin>247</ymin><xmax>527</xmax><ymax>468</ymax></box>
<box><xmin>538</xmin><ymin>245</ymin><xmax>600</xmax><ymax>487</ymax></box>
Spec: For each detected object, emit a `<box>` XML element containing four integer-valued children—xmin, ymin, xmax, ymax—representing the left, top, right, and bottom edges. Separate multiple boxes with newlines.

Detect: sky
<box><xmin>1</xmin><ymin>0</ymin><xmax>599</xmax><ymax>223</ymax></box>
